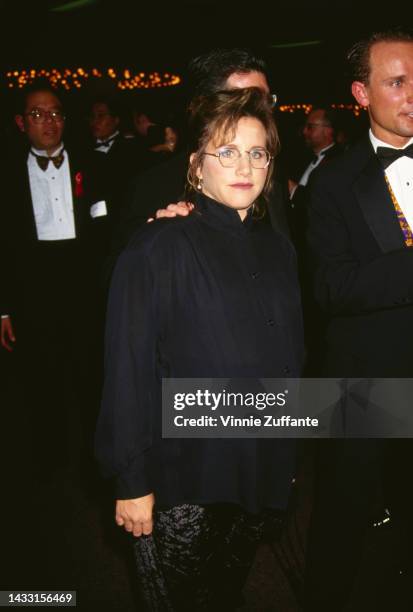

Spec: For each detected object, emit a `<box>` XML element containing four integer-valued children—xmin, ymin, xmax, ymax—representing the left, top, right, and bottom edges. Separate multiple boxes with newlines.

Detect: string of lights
<box><xmin>277</xmin><ymin>103</ymin><xmax>366</xmax><ymax>117</ymax></box>
<box><xmin>4</xmin><ymin>71</ymin><xmax>367</xmax><ymax>117</ymax></box>
<box><xmin>5</xmin><ymin>67</ymin><xmax>181</xmax><ymax>90</ymax></box>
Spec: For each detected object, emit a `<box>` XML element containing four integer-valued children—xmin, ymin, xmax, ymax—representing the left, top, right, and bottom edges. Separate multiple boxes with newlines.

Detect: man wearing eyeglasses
<box><xmin>285</xmin><ymin>109</ymin><xmax>342</xmax><ymax>375</ymax></box>
<box><xmin>288</xmin><ymin>108</ymin><xmax>342</xmax><ymax>247</ymax></box>
<box><xmin>289</xmin><ymin>108</ymin><xmax>341</xmax><ymax>201</ymax></box>
<box><xmin>15</xmin><ymin>91</ymin><xmax>75</xmax><ymax>240</ymax></box>
<box><xmin>0</xmin><ymin>84</ymin><xmax>103</xmax><ymax>477</ymax></box>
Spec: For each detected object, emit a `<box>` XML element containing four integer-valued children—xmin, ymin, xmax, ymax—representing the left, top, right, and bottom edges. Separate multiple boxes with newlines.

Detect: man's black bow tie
<box><xmin>30</xmin><ymin>148</ymin><xmax>65</xmax><ymax>171</ymax></box>
<box><xmin>95</xmin><ymin>137</ymin><xmax>116</xmax><ymax>149</ymax></box>
<box><xmin>376</xmin><ymin>143</ymin><xmax>413</xmax><ymax>169</ymax></box>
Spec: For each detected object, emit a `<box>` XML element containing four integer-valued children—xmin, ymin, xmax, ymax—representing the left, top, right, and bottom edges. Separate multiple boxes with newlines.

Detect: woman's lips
<box><xmin>230</xmin><ymin>183</ymin><xmax>253</xmax><ymax>189</ymax></box>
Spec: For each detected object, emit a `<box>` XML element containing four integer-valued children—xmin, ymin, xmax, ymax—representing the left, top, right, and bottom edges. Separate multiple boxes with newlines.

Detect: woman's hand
<box><xmin>115</xmin><ymin>493</ymin><xmax>155</xmax><ymax>537</ymax></box>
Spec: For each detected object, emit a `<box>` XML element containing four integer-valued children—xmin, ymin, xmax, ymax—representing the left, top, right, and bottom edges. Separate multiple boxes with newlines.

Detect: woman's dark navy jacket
<box><xmin>95</xmin><ymin>193</ymin><xmax>304</xmax><ymax>514</ymax></box>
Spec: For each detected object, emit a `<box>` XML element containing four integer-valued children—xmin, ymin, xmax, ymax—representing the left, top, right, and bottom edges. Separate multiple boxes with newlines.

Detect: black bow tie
<box><xmin>30</xmin><ymin>148</ymin><xmax>65</xmax><ymax>171</ymax></box>
<box><xmin>95</xmin><ymin>137</ymin><xmax>116</xmax><ymax>149</ymax></box>
<box><xmin>376</xmin><ymin>143</ymin><xmax>413</xmax><ymax>169</ymax></box>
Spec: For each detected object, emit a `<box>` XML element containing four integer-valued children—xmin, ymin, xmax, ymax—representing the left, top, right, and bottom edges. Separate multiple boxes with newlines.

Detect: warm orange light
<box><xmin>5</xmin><ymin>67</ymin><xmax>182</xmax><ymax>91</ymax></box>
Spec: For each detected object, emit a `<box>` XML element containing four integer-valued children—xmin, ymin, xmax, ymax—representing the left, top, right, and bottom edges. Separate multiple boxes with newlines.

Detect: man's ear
<box><xmin>351</xmin><ymin>81</ymin><xmax>369</xmax><ymax>108</ymax></box>
<box><xmin>15</xmin><ymin>114</ymin><xmax>25</xmax><ymax>133</ymax></box>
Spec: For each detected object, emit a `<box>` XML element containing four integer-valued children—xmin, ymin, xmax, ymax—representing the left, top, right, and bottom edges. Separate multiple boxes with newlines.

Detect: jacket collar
<box><xmin>194</xmin><ymin>192</ymin><xmax>254</xmax><ymax>236</ymax></box>
<box><xmin>353</xmin><ymin>135</ymin><xmax>406</xmax><ymax>253</ymax></box>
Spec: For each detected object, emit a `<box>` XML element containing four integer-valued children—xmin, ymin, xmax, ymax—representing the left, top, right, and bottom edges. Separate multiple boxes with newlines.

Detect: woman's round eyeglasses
<box><xmin>203</xmin><ymin>146</ymin><xmax>272</xmax><ymax>169</ymax></box>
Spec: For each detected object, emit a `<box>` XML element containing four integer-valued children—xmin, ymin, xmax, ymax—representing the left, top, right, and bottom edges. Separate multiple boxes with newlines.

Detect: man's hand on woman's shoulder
<box><xmin>147</xmin><ymin>201</ymin><xmax>194</xmax><ymax>223</ymax></box>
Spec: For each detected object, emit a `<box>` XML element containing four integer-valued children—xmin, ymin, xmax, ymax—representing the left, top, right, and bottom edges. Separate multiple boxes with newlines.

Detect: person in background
<box><xmin>286</xmin><ymin>108</ymin><xmax>342</xmax><ymax>373</ymax></box>
<box><xmin>144</xmin><ymin>121</ymin><xmax>180</xmax><ymax>168</ymax></box>
<box><xmin>288</xmin><ymin>107</ymin><xmax>341</xmax><ymax>202</ymax></box>
<box><xmin>132</xmin><ymin>107</ymin><xmax>156</xmax><ymax>140</ymax></box>
<box><xmin>0</xmin><ymin>83</ymin><xmax>103</xmax><ymax>476</ymax></box>
<box><xmin>88</xmin><ymin>96</ymin><xmax>145</xmax><ymax>240</ymax></box>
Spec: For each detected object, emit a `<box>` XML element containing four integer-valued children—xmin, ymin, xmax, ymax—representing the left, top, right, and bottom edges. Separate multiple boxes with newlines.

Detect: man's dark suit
<box><xmin>88</xmin><ymin>134</ymin><xmax>147</xmax><ymax>235</ymax></box>
<box><xmin>304</xmin><ymin>135</ymin><xmax>413</xmax><ymax>609</ymax></box>
<box><xmin>288</xmin><ymin>143</ymin><xmax>343</xmax><ymax>373</ymax></box>
<box><xmin>289</xmin><ymin>143</ymin><xmax>342</xmax><ymax>246</ymax></box>
<box><xmin>1</xmin><ymin>147</ymin><xmax>102</xmax><ymax>475</ymax></box>
<box><xmin>1</xmin><ymin>148</ymin><xmax>95</xmax><ymax>318</ymax></box>
<box><xmin>308</xmin><ymin>135</ymin><xmax>413</xmax><ymax>377</ymax></box>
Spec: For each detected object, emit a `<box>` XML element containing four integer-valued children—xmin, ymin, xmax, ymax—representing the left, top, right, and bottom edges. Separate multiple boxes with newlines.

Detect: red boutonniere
<box><xmin>74</xmin><ymin>171</ymin><xmax>84</xmax><ymax>198</ymax></box>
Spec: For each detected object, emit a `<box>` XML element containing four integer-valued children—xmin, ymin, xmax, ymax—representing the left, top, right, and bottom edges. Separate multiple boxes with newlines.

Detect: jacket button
<box><xmin>283</xmin><ymin>366</ymin><xmax>291</xmax><ymax>374</ymax></box>
<box><xmin>267</xmin><ymin>319</ymin><xmax>275</xmax><ymax>326</ymax></box>
<box><xmin>251</xmin><ymin>272</ymin><xmax>260</xmax><ymax>279</ymax></box>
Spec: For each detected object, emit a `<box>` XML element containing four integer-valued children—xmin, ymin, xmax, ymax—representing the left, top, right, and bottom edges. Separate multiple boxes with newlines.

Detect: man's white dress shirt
<box><xmin>369</xmin><ymin>130</ymin><xmax>413</xmax><ymax>232</ymax></box>
<box><xmin>28</xmin><ymin>143</ymin><xmax>76</xmax><ymax>241</ymax></box>
<box><xmin>298</xmin><ymin>143</ymin><xmax>336</xmax><ymax>187</ymax></box>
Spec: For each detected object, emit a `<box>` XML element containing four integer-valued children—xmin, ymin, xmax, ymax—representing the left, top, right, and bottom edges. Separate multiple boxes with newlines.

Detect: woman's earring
<box><xmin>197</xmin><ymin>178</ymin><xmax>203</xmax><ymax>191</ymax></box>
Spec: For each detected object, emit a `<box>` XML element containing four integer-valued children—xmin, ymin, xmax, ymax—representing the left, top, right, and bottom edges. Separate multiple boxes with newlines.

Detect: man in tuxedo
<box><xmin>286</xmin><ymin>108</ymin><xmax>343</xmax><ymax>372</ymax></box>
<box><xmin>289</xmin><ymin>107</ymin><xmax>342</xmax><ymax>209</ymax></box>
<box><xmin>305</xmin><ymin>29</ymin><xmax>413</xmax><ymax>610</ymax></box>
<box><xmin>88</xmin><ymin>97</ymin><xmax>145</xmax><ymax>236</ymax></box>
<box><xmin>0</xmin><ymin>84</ymin><xmax>103</xmax><ymax>474</ymax></box>
<box><xmin>110</xmin><ymin>48</ymin><xmax>290</xmax><ymax>264</ymax></box>
<box><xmin>288</xmin><ymin>107</ymin><xmax>342</xmax><ymax>262</ymax></box>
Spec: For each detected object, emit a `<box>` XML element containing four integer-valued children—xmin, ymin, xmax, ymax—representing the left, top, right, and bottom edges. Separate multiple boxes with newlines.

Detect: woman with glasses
<box><xmin>95</xmin><ymin>87</ymin><xmax>303</xmax><ymax>611</ymax></box>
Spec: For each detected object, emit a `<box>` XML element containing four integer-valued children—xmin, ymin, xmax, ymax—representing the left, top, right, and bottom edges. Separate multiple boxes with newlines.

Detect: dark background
<box><xmin>1</xmin><ymin>0</ymin><xmax>413</xmax><ymax>103</ymax></box>
<box><xmin>1</xmin><ymin>0</ymin><xmax>411</xmax><ymax>195</ymax></box>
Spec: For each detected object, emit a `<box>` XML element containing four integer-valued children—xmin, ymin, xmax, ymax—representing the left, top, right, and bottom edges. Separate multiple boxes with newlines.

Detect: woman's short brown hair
<box><xmin>186</xmin><ymin>87</ymin><xmax>279</xmax><ymax>217</ymax></box>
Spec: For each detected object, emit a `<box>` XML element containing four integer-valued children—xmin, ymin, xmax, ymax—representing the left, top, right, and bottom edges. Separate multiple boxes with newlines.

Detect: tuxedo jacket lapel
<box><xmin>353</xmin><ymin>142</ymin><xmax>405</xmax><ymax>253</ymax></box>
<box><xmin>67</xmin><ymin>149</ymin><xmax>88</xmax><ymax>237</ymax></box>
<box><xmin>107</xmin><ymin>135</ymin><xmax>122</xmax><ymax>156</ymax></box>
<box><xmin>20</xmin><ymin>153</ymin><xmax>40</xmax><ymax>242</ymax></box>
<box><xmin>321</xmin><ymin>143</ymin><xmax>341</xmax><ymax>164</ymax></box>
